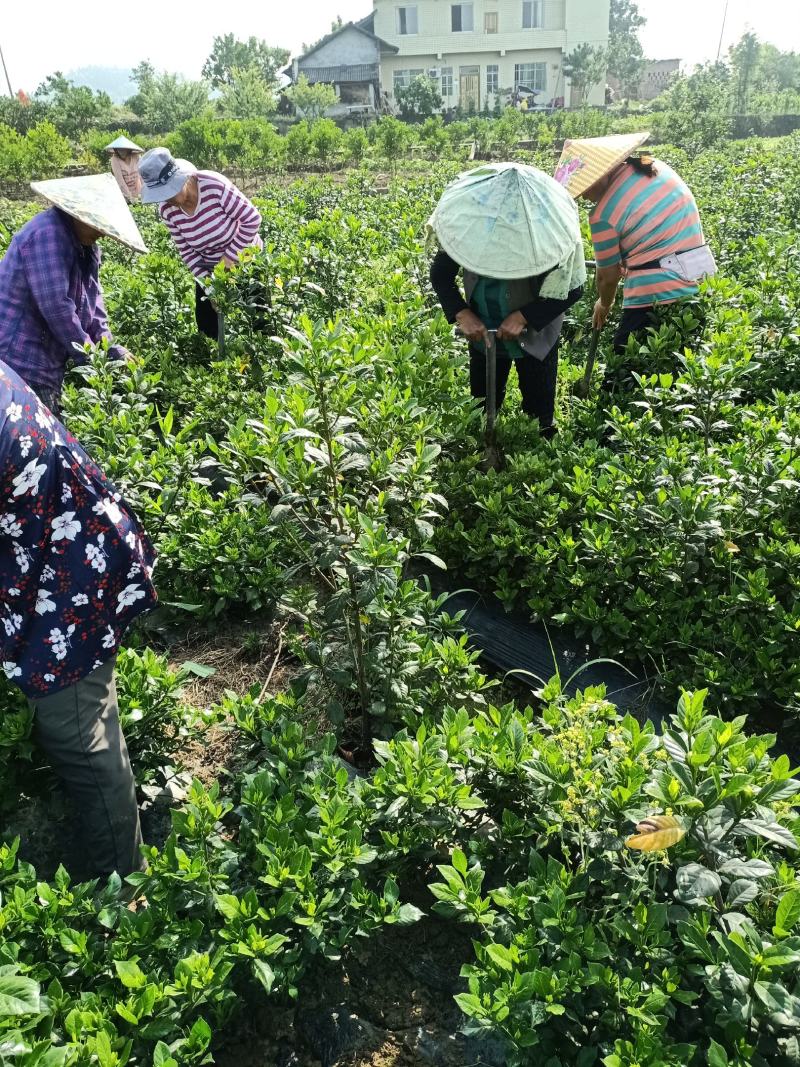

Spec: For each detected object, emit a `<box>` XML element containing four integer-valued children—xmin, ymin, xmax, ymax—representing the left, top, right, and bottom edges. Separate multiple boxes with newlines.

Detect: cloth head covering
<box><xmin>105</xmin><ymin>135</ymin><xmax>144</xmax><ymax>153</ymax></box>
<box><xmin>30</xmin><ymin>173</ymin><xmax>147</xmax><ymax>253</ymax></box>
<box><xmin>138</xmin><ymin>147</ymin><xmax>197</xmax><ymax>205</ymax></box>
<box><xmin>555</xmin><ymin>131</ymin><xmax>651</xmax><ymax>199</ymax></box>
<box><xmin>427</xmin><ymin>162</ymin><xmax>586</xmax><ymax>300</ymax></box>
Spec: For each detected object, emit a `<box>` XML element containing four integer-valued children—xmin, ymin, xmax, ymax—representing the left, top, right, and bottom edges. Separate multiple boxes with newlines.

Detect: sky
<box><xmin>1</xmin><ymin>0</ymin><xmax>798</xmax><ymax>92</ymax></box>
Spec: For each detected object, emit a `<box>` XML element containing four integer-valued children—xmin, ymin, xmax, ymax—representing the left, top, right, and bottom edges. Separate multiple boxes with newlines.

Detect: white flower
<box><xmin>101</xmin><ymin>625</ymin><xmax>116</xmax><ymax>649</ymax></box>
<box><xmin>92</xmin><ymin>660</ymin><xmax>103</xmax><ymax>670</ymax></box>
<box><xmin>12</xmin><ymin>459</ymin><xmax>47</xmax><ymax>497</ymax></box>
<box><xmin>0</xmin><ymin>514</ymin><xmax>22</xmax><ymax>538</ymax></box>
<box><xmin>35</xmin><ymin>589</ymin><xmax>56</xmax><ymax>615</ymax></box>
<box><xmin>2</xmin><ymin>662</ymin><xmax>21</xmax><ymax>679</ymax></box>
<box><xmin>42</xmin><ymin>565</ymin><xmax>55</xmax><ymax>581</ymax></box>
<box><xmin>3</xmin><ymin>613</ymin><xmax>23</xmax><ymax>637</ymax></box>
<box><xmin>43</xmin><ymin>673</ymin><xmax>55</xmax><ymax>682</ymax></box>
<box><xmin>86</xmin><ymin>541</ymin><xmax>107</xmax><ymax>573</ymax></box>
<box><xmin>97</xmin><ymin>588</ymin><xmax>104</xmax><ymax>599</ymax></box>
<box><xmin>61</xmin><ymin>483</ymin><xmax>73</xmax><ymax>503</ymax></box>
<box><xmin>34</xmin><ymin>408</ymin><xmax>54</xmax><ymax>430</ymax></box>
<box><xmin>12</xmin><ymin>543</ymin><xmax>30</xmax><ymax>574</ymax></box>
<box><xmin>7</xmin><ymin>587</ymin><xmax>20</xmax><ymax>597</ymax></box>
<box><xmin>19</xmin><ymin>435</ymin><xmax>32</xmax><ymax>458</ymax></box>
<box><xmin>125</xmin><ymin>532</ymin><xmax>137</xmax><ymax>549</ymax></box>
<box><xmin>127</xmin><ymin>562</ymin><xmax>141</xmax><ymax>579</ymax></box>
<box><xmin>116</xmin><ymin>584</ymin><xmax>145</xmax><ymax>614</ymax></box>
<box><xmin>6</xmin><ymin>403</ymin><xmax>22</xmax><ymax>423</ymax></box>
<box><xmin>72</xmin><ymin>593</ymin><xmax>89</xmax><ymax>606</ymax></box>
<box><xmin>48</xmin><ymin>625</ymin><xmax>74</xmax><ymax>661</ymax></box>
<box><xmin>70</xmin><ymin>450</ymin><xmax>84</xmax><ymax>466</ymax></box>
<box><xmin>51</xmin><ymin>511</ymin><xmax>81</xmax><ymax>541</ymax></box>
<box><xmin>94</xmin><ymin>498</ymin><xmax>122</xmax><ymax>524</ymax></box>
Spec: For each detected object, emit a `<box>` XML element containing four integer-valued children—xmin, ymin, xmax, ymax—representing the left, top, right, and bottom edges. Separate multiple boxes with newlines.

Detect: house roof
<box><xmin>300</xmin><ymin>64</ymin><xmax>380</xmax><ymax>85</ymax></box>
<box><xmin>286</xmin><ymin>20</ymin><xmax>398</xmax><ymax>76</ymax></box>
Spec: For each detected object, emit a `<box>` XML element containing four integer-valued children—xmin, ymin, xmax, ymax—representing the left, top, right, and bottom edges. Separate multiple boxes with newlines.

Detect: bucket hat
<box><xmin>30</xmin><ymin>173</ymin><xmax>147</xmax><ymax>253</ymax></box>
<box><xmin>105</xmin><ymin>135</ymin><xmax>144</xmax><ymax>153</ymax></box>
<box><xmin>138</xmin><ymin>147</ymin><xmax>197</xmax><ymax>205</ymax></box>
<box><xmin>555</xmin><ymin>132</ymin><xmax>651</xmax><ymax>199</ymax></box>
<box><xmin>427</xmin><ymin>162</ymin><xmax>584</xmax><ymax>291</ymax></box>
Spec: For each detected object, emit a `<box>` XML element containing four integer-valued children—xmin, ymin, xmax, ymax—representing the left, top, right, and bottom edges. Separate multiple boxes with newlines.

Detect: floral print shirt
<box><xmin>0</xmin><ymin>360</ymin><xmax>156</xmax><ymax>697</ymax></box>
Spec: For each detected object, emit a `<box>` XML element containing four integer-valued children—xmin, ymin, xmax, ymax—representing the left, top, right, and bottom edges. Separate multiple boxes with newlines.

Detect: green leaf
<box><xmin>0</xmin><ymin>976</ymin><xmax>40</xmax><ymax>1016</ymax></box>
<box><xmin>738</xmin><ymin>819</ymin><xmax>798</xmax><ymax>851</ymax></box>
<box><xmin>726</xmin><ymin>879</ymin><xmax>759</xmax><ymax>908</ymax></box>
<box><xmin>775</xmin><ymin>890</ymin><xmax>800</xmax><ymax>936</ymax></box>
<box><xmin>485</xmin><ymin>943</ymin><xmax>514</xmax><ymax>972</ymax></box>
<box><xmin>114</xmin><ymin>959</ymin><xmax>147</xmax><ymax>990</ymax></box>
<box><xmin>454</xmin><ymin>992</ymin><xmax>484</xmax><ymax>1017</ymax></box>
<box><xmin>252</xmin><ymin>959</ymin><xmax>275</xmax><ymax>994</ymax></box>
<box><xmin>153</xmin><ymin>1042</ymin><xmax>177</xmax><ymax>1067</ymax></box>
<box><xmin>451</xmin><ymin>849</ymin><xmax>468</xmax><ymax>875</ymax></box>
<box><xmin>396</xmin><ymin>903</ymin><xmax>424</xmax><ymax>926</ymax></box>
<box><xmin>675</xmin><ymin>863</ymin><xmax>722</xmax><ymax>903</ymax></box>
<box><xmin>708</xmin><ymin>1038</ymin><xmax>729</xmax><ymax>1067</ymax></box>
<box><xmin>181</xmin><ymin>661</ymin><xmax>217</xmax><ymax>678</ymax></box>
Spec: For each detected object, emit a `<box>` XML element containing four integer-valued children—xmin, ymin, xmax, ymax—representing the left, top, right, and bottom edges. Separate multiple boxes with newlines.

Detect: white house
<box><xmin>372</xmin><ymin>0</ymin><xmax>610</xmax><ymax>110</ymax></box>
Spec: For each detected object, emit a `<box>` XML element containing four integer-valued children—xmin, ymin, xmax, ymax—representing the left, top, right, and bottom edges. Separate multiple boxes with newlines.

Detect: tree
<box><xmin>218</xmin><ymin>67</ymin><xmax>278</xmax><ymax>119</ymax></box>
<box><xmin>395</xmin><ymin>75</ymin><xmax>443</xmax><ymax>121</ymax></box>
<box><xmin>286</xmin><ymin>75</ymin><xmax>337</xmax><ymax>121</ymax></box>
<box><xmin>729</xmin><ymin>32</ymin><xmax>760</xmax><ymax>113</ymax></box>
<box><xmin>202</xmin><ymin>34</ymin><xmax>290</xmax><ymax>90</ymax></box>
<box><xmin>127</xmin><ymin>65</ymin><xmax>209</xmax><ymax>133</ymax></box>
<box><xmin>373</xmin><ymin>116</ymin><xmax>411</xmax><ymax>171</ymax></box>
<box><xmin>658</xmin><ymin>64</ymin><xmax>733</xmax><ymax>151</ymax></box>
<box><xmin>564</xmin><ymin>45</ymin><xmax>608</xmax><ymax>106</ymax></box>
<box><xmin>607</xmin><ymin>0</ymin><xmax>646</xmax><ymax>98</ymax></box>
<box><xmin>34</xmin><ymin>73</ymin><xmax>113</xmax><ymax>137</ymax></box>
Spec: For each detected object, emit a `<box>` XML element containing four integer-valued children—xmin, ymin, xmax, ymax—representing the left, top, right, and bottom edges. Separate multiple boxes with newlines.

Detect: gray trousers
<box><xmin>28</xmin><ymin>658</ymin><xmax>144</xmax><ymax>880</ymax></box>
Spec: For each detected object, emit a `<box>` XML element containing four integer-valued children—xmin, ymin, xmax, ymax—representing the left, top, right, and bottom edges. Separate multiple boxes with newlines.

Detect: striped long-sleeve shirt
<box><xmin>159</xmin><ymin>171</ymin><xmax>263</xmax><ymax>279</ymax></box>
<box><xmin>590</xmin><ymin>160</ymin><xmax>705</xmax><ymax>308</ymax></box>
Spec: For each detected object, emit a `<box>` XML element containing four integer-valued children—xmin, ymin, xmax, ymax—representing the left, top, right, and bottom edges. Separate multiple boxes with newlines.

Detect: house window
<box><xmin>393</xmin><ymin>68</ymin><xmax>424</xmax><ymax>91</ymax></box>
<box><xmin>441</xmin><ymin>67</ymin><xmax>454</xmax><ymax>96</ymax></box>
<box><xmin>484</xmin><ymin>11</ymin><xmax>498</xmax><ymax>33</ymax></box>
<box><xmin>486</xmin><ymin>65</ymin><xmax>499</xmax><ymax>95</ymax></box>
<box><xmin>397</xmin><ymin>6</ymin><xmax>419</xmax><ymax>34</ymax></box>
<box><xmin>451</xmin><ymin>3</ymin><xmax>474</xmax><ymax>32</ymax></box>
<box><xmin>522</xmin><ymin>0</ymin><xmax>543</xmax><ymax>28</ymax></box>
<box><xmin>514</xmin><ymin>62</ymin><xmax>546</xmax><ymax>92</ymax></box>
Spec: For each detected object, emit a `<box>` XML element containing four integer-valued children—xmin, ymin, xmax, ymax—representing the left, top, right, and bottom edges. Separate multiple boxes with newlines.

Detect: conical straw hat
<box><xmin>30</xmin><ymin>173</ymin><xmax>147</xmax><ymax>253</ymax></box>
<box><xmin>427</xmin><ymin>162</ymin><xmax>582</xmax><ymax>281</ymax></box>
<box><xmin>105</xmin><ymin>135</ymin><xmax>143</xmax><ymax>152</ymax></box>
<box><xmin>555</xmin><ymin>132</ymin><xmax>651</xmax><ymax>199</ymax></box>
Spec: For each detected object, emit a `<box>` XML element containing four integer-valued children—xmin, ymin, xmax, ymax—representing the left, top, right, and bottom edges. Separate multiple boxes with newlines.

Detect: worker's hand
<box><xmin>592</xmin><ymin>299</ymin><xmax>612</xmax><ymax>331</ymax></box>
<box><xmin>455</xmin><ymin>309</ymin><xmax>488</xmax><ymax>344</ymax></box>
<box><xmin>111</xmin><ymin>345</ymin><xmax>136</xmax><ymax>365</ymax></box>
<box><xmin>220</xmin><ymin>255</ymin><xmax>239</xmax><ymax>270</ymax></box>
<box><xmin>497</xmin><ymin>311</ymin><xmax>528</xmax><ymax>341</ymax></box>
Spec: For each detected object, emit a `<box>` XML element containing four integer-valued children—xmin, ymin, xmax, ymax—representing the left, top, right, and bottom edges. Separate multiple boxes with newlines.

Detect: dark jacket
<box><xmin>429</xmin><ymin>249</ymin><xmax>583</xmax><ymax>358</ymax></box>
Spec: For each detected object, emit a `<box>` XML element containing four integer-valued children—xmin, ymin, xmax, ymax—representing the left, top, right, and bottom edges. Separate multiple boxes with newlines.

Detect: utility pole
<box><xmin>0</xmin><ymin>39</ymin><xmax>13</xmax><ymax>97</ymax></box>
<box><xmin>716</xmin><ymin>0</ymin><xmax>731</xmax><ymax>63</ymax></box>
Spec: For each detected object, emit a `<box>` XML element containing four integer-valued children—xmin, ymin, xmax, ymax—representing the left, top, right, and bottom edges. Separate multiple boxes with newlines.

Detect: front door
<box><xmin>459</xmin><ymin>66</ymin><xmax>480</xmax><ymax>111</ymax></box>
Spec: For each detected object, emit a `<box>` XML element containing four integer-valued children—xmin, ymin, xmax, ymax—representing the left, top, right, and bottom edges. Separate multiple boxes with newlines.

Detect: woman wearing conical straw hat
<box><xmin>106</xmin><ymin>134</ymin><xmax>144</xmax><ymax>203</ymax></box>
<box><xmin>555</xmin><ymin>132</ymin><xmax>717</xmax><ymax>382</ymax></box>
<box><xmin>428</xmin><ymin>163</ymin><xmax>586</xmax><ymax>438</ymax></box>
<box><xmin>0</xmin><ymin>174</ymin><xmax>146</xmax><ymax>414</ymax></box>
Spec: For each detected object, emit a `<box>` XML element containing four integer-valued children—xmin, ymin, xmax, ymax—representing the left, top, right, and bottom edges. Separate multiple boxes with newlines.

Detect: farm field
<box><xmin>2</xmin><ymin>135</ymin><xmax>800</xmax><ymax>1067</ymax></box>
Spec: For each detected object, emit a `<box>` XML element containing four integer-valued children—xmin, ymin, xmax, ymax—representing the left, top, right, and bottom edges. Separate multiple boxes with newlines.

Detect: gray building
<box><xmin>286</xmin><ymin>19</ymin><xmax>399</xmax><ymax>119</ymax></box>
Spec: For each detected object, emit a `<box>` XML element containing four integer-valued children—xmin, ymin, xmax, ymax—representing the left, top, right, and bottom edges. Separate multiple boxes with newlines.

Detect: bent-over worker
<box><xmin>555</xmin><ymin>132</ymin><xmax>716</xmax><ymax>362</ymax></box>
<box><xmin>0</xmin><ymin>360</ymin><xmax>156</xmax><ymax>880</ymax></box>
<box><xmin>428</xmin><ymin>163</ymin><xmax>585</xmax><ymax>437</ymax></box>
<box><xmin>138</xmin><ymin>147</ymin><xmax>263</xmax><ymax>341</ymax></box>
<box><xmin>106</xmin><ymin>135</ymin><xmax>144</xmax><ymax>203</ymax></box>
<box><xmin>0</xmin><ymin>174</ymin><xmax>146</xmax><ymax>414</ymax></box>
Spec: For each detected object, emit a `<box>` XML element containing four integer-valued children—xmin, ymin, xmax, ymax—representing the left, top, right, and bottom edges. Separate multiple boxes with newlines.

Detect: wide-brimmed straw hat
<box><xmin>427</xmin><ymin>162</ymin><xmax>582</xmax><ymax>282</ymax></box>
<box><xmin>30</xmin><ymin>173</ymin><xmax>147</xmax><ymax>253</ymax></box>
<box><xmin>105</xmin><ymin>135</ymin><xmax>144</xmax><ymax>153</ymax></box>
<box><xmin>138</xmin><ymin>147</ymin><xmax>197</xmax><ymax>205</ymax></box>
<box><xmin>555</xmin><ymin>132</ymin><xmax>651</xmax><ymax>199</ymax></box>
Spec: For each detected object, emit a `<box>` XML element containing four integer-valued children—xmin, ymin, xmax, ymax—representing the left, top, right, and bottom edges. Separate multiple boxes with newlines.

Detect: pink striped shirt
<box><xmin>159</xmin><ymin>171</ymin><xmax>262</xmax><ymax>279</ymax></box>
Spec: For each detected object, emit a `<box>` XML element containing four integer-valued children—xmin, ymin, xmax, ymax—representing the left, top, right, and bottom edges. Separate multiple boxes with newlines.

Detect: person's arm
<box><xmin>21</xmin><ymin>230</ymin><xmax>95</xmax><ymax>363</ymax></box>
<box><xmin>517</xmin><ymin>283</ymin><xmax>585</xmax><ymax>331</ymax></box>
<box><xmin>218</xmin><ymin>181</ymin><xmax>262</xmax><ymax>262</ymax></box>
<box><xmin>589</xmin><ymin>214</ymin><xmax>624</xmax><ymax>330</ymax></box>
<box><xmin>429</xmin><ymin>250</ymin><xmax>486</xmax><ymax>343</ymax></box>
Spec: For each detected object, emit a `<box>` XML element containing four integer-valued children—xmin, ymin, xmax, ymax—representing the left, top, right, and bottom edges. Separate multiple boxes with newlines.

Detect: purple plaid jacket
<box><xmin>0</xmin><ymin>208</ymin><xmax>123</xmax><ymax>392</ymax></box>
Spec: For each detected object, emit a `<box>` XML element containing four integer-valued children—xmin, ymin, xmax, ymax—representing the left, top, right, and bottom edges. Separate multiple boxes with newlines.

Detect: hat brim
<box><xmin>555</xmin><ymin>132</ymin><xmax>651</xmax><ymax>199</ymax></box>
<box><xmin>140</xmin><ymin>159</ymin><xmax>197</xmax><ymax>205</ymax></box>
<box><xmin>30</xmin><ymin>173</ymin><xmax>147</xmax><ymax>253</ymax></box>
<box><xmin>105</xmin><ymin>136</ymin><xmax>144</xmax><ymax>152</ymax></box>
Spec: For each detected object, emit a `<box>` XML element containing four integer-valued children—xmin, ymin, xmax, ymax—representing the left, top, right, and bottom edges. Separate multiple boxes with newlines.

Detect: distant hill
<box><xmin>64</xmin><ymin>66</ymin><xmax>136</xmax><ymax>103</ymax></box>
